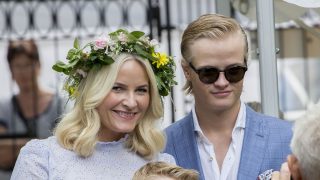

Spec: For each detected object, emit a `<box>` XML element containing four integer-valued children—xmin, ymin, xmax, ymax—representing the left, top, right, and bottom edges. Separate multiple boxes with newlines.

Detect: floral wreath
<box><xmin>52</xmin><ymin>29</ymin><xmax>177</xmax><ymax>99</ymax></box>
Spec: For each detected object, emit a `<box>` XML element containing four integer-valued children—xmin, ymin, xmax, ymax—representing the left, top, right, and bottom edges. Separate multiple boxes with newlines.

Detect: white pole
<box><xmin>256</xmin><ymin>0</ymin><xmax>280</xmax><ymax>117</ymax></box>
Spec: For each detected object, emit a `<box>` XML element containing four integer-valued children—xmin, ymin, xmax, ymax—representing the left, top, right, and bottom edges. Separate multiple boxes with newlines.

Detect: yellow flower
<box><xmin>152</xmin><ymin>52</ymin><xmax>169</xmax><ymax>68</ymax></box>
<box><xmin>64</xmin><ymin>85</ymin><xmax>76</xmax><ymax>97</ymax></box>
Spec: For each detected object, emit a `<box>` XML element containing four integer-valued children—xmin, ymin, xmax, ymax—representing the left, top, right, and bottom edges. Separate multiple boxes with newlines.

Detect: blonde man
<box><xmin>164</xmin><ymin>13</ymin><xmax>292</xmax><ymax>180</ymax></box>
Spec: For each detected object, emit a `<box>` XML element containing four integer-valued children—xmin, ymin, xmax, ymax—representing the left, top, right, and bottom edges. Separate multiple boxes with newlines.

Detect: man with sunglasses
<box><xmin>164</xmin><ymin>14</ymin><xmax>292</xmax><ymax>180</ymax></box>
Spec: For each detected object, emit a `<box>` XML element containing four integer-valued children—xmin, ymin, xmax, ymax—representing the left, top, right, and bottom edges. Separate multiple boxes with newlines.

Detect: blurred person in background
<box><xmin>0</xmin><ymin>39</ymin><xmax>67</xmax><ymax>171</ymax></box>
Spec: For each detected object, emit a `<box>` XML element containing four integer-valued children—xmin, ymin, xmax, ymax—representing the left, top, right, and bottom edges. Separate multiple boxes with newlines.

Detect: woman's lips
<box><xmin>113</xmin><ymin>110</ymin><xmax>137</xmax><ymax>120</ymax></box>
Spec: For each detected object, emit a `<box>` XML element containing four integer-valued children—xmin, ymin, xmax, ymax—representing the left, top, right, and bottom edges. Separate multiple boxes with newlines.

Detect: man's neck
<box><xmin>195</xmin><ymin>102</ymin><xmax>241</xmax><ymax>133</ymax></box>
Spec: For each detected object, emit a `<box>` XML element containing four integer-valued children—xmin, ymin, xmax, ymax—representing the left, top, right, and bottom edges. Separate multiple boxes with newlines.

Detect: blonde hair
<box><xmin>132</xmin><ymin>162</ymin><xmax>199</xmax><ymax>180</ymax></box>
<box><xmin>54</xmin><ymin>53</ymin><xmax>165</xmax><ymax>159</ymax></box>
<box><xmin>181</xmin><ymin>13</ymin><xmax>248</xmax><ymax>94</ymax></box>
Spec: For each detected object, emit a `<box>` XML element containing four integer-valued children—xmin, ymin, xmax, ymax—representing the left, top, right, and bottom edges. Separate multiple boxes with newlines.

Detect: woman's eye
<box><xmin>112</xmin><ymin>86</ymin><xmax>122</xmax><ymax>92</ymax></box>
<box><xmin>137</xmin><ymin>88</ymin><xmax>148</xmax><ymax>94</ymax></box>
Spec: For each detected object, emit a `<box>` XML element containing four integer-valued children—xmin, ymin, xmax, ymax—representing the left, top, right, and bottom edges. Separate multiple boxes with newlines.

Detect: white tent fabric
<box><xmin>284</xmin><ymin>0</ymin><xmax>320</xmax><ymax>8</ymax></box>
<box><xmin>232</xmin><ymin>0</ymin><xmax>307</xmax><ymax>23</ymax></box>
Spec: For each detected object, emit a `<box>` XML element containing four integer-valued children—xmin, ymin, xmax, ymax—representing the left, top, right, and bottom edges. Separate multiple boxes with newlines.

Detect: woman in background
<box><xmin>0</xmin><ymin>40</ymin><xmax>67</xmax><ymax>170</ymax></box>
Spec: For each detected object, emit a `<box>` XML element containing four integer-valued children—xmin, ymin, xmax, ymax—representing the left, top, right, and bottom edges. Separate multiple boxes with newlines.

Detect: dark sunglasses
<box><xmin>189</xmin><ymin>62</ymin><xmax>247</xmax><ymax>84</ymax></box>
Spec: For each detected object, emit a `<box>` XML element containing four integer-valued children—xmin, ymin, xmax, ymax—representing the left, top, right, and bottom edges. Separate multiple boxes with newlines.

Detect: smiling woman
<box><xmin>10</xmin><ymin>29</ymin><xmax>176</xmax><ymax>180</ymax></box>
<box><xmin>97</xmin><ymin>59</ymin><xmax>151</xmax><ymax>142</ymax></box>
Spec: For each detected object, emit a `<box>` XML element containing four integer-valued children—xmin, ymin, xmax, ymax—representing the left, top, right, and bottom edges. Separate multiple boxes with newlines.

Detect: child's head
<box><xmin>132</xmin><ymin>161</ymin><xmax>199</xmax><ymax>180</ymax></box>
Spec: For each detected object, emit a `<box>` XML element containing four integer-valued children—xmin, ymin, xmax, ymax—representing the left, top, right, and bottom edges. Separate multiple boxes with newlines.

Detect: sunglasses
<box><xmin>189</xmin><ymin>62</ymin><xmax>247</xmax><ymax>84</ymax></box>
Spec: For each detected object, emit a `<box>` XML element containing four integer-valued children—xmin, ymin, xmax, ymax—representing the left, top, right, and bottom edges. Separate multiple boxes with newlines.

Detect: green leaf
<box><xmin>52</xmin><ymin>61</ymin><xmax>72</xmax><ymax>75</ymax></box>
<box><xmin>130</xmin><ymin>31</ymin><xmax>145</xmax><ymax>39</ymax></box>
<box><xmin>52</xmin><ymin>61</ymin><xmax>67</xmax><ymax>72</ymax></box>
<box><xmin>67</xmin><ymin>49</ymin><xmax>76</xmax><ymax>61</ymax></box>
<box><xmin>74</xmin><ymin>38</ymin><xmax>80</xmax><ymax>49</ymax></box>
<box><xmin>100</xmin><ymin>55</ymin><xmax>114</xmax><ymax>65</ymax></box>
<box><xmin>109</xmin><ymin>29</ymin><xmax>126</xmax><ymax>37</ymax></box>
<box><xmin>67</xmin><ymin>58</ymin><xmax>79</xmax><ymax>68</ymax></box>
<box><xmin>89</xmin><ymin>54</ymin><xmax>98</xmax><ymax>61</ymax></box>
<box><xmin>134</xmin><ymin>44</ymin><xmax>157</xmax><ymax>61</ymax></box>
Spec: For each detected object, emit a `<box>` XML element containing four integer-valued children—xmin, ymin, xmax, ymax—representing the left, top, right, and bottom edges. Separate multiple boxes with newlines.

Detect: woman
<box><xmin>11</xmin><ymin>29</ymin><xmax>177</xmax><ymax>179</ymax></box>
<box><xmin>0</xmin><ymin>40</ymin><xmax>65</xmax><ymax>138</ymax></box>
<box><xmin>0</xmin><ymin>40</ymin><xmax>66</xmax><ymax>170</ymax></box>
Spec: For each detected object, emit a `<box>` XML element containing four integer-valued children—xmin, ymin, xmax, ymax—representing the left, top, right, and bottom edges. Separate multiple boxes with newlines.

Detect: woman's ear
<box><xmin>287</xmin><ymin>154</ymin><xmax>303</xmax><ymax>180</ymax></box>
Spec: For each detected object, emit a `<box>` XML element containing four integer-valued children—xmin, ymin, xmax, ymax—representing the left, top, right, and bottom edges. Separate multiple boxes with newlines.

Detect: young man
<box><xmin>164</xmin><ymin>14</ymin><xmax>292</xmax><ymax>180</ymax></box>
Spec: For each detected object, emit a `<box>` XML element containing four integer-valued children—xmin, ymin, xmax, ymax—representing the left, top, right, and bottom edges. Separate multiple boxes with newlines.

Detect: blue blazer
<box><xmin>164</xmin><ymin>106</ymin><xmax>292</xmax><ymax>180</ymax></box>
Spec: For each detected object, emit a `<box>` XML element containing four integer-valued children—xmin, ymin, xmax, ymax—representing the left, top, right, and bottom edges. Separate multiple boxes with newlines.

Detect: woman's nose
<box><xmin>122</xmin><ymin>93</ymin><xmax>138</xmax><ymax>109</ymax></box>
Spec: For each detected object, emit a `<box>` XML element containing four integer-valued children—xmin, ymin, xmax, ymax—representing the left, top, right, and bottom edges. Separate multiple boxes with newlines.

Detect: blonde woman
<box><xmin>11</xmin><ymin>29</ymin><xmax>176</xmax><ymax>179</ymax></box>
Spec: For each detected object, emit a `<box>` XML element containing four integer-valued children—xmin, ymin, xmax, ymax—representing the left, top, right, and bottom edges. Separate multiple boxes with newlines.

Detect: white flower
<box><xmin>76</xmin><ymin>69</ymin><xmax>87</xmax><ymax>78</ymax></box>
<box><xmin>139</xmin><ymin>36</ymin><xmax>150</xmax><ymax>43</ymax></box>
<box><xmin>118</xmin><ymin>32</ymin><xmax>128</xmax><ymax>43</ymax></box>
<box><xmin>104</xmin><ymin>36</ymin><xmax>115</xmax><ymax>54</ymax></box>
<box><xmin>150</xmin><ymin>39</ymin><xmax>159</xmax><ymax>47</ymax></box>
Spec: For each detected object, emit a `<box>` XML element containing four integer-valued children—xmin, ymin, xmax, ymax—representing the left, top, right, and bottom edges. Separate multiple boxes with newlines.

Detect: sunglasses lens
<box><xmin>198</xmin><ymin>68</ymin><xmax>219</xmax><ymax>84</ymax></box>
<box><xmin>225</xmin><ymin>66</ymin><xmax>247</xmax><ymax>83</ymax></box>
<box><xmin>190</xmin><ymin>62</ymin><xmax>247</xmax><ymax>84</ymax></box>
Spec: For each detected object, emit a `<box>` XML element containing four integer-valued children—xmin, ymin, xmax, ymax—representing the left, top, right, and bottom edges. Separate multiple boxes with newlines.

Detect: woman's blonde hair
<box><xmin>54</xmin><ymin>53</ymin><xmax>165</xmax><ymax>159</ymax></box>
<box><xmin>132</xmin><ymin>161</ymin><xmax>199</xmax><ymax>180</ymax></box>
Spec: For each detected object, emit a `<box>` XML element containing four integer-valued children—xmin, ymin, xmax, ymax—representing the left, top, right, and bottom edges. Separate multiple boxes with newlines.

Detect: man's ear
<box><xmin>181</xmin><ymin>59</ymin><xmax>192</xmax><ymax>80</ymax></box>
<box><xmin>287</xmin><ymin>154</ymin><xmax>303</xmax><ymax>180</ymax></box>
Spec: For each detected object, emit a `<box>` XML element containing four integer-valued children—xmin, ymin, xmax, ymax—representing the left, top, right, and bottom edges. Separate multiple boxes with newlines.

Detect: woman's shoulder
<box><xmin>11</xmin><ymin>136</ymin><xmax>60</xmax><ymax>178</ymax></box>
<box><xmin>21</xmin><ymin>136</ymin><xmax>58</xmax><ymax>153</ymax></box>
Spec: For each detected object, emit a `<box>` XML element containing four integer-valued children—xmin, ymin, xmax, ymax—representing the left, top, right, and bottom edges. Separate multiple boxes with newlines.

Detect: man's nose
<box><xmin>214</xmin><ymin>72</ymin><xmax>229</xmax><ymax>87</ymax></box>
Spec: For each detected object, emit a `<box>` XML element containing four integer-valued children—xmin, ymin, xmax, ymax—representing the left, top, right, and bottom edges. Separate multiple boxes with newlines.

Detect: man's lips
<box><xmin>211</xmin><ymin>91</ymin><xmax>231</xmax><ymax>97</ymax></box>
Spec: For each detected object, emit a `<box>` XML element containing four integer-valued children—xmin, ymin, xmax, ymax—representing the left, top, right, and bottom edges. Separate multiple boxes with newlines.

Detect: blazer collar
<box><xmin>237</xmin><ymin>106</ymin><xmax>268</xmax><ymax>179</ymax></box>
<box><xmin>174</xmin><ymin>112</ymin><xmax>205</xmax><ymax>180</ymax></box>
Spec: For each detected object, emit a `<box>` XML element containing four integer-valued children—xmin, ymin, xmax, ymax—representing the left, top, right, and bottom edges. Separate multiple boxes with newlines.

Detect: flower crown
<box><xmin>52</xmin><ymin>29</ymin><xmax>177</xmax><ymax>99</ymax></box>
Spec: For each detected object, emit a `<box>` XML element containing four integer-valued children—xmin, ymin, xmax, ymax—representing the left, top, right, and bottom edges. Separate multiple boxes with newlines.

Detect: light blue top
<box><xmin>11</xmin><ymin>136</ymin><xmax>175</xmax><ymax>180</ymax></box>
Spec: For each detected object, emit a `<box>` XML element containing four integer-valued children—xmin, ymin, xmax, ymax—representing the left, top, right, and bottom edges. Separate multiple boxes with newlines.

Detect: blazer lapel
<box><xmin>237</xmin><ymin>107</ymin><xmax>269</xmax><ymax>180</ymax></box>
<box><xmin>173</xmin><ymin>113</ymin><xmax>205</xmax><ymax>180</ymax></box>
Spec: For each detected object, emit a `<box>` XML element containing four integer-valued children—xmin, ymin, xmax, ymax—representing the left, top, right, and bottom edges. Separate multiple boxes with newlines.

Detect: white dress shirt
<box><xmin>192</xmin><ymin>102</ymin><xmax>246</xmax><ymax>180</ymax></box>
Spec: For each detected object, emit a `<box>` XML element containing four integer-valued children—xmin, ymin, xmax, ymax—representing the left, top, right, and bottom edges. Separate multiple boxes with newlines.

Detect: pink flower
<box><xmin>94</xmin><ymin>36</ymin><xmax>108</xmax><ymax>50</ymax></box>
